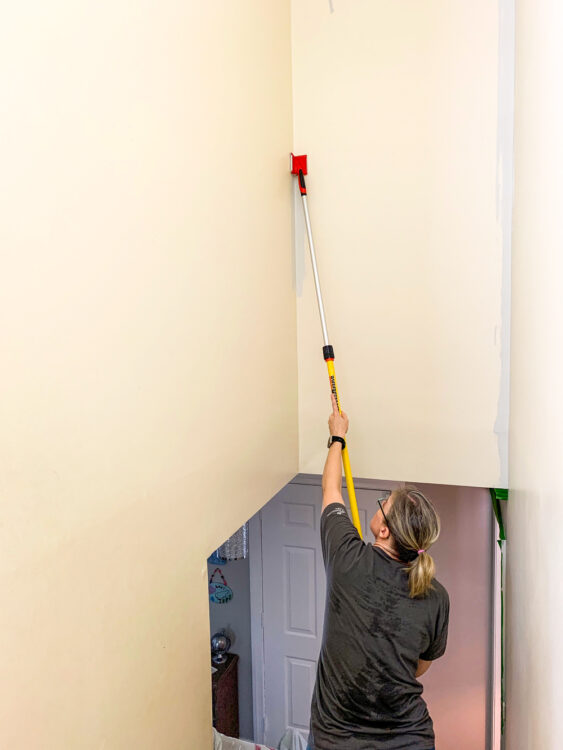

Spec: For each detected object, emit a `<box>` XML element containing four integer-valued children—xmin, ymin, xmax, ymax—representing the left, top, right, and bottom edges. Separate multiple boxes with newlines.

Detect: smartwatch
<box><xmin>327</xmin><ymin>436</ymin><xmax>346</xmax><ymax>450</ymax></box>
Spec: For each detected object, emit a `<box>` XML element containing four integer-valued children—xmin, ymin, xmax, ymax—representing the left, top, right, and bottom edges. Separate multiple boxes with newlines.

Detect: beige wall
<box><xmin>506</xmin><ymin>1</ymin><xmax>563</xmax><ymax>748</ymax></box>
<box><xmin>0</xmin><ymin>2</ymin><xmax>295</xmax><ymax>747</ymax></box>
<box><xmin>292</xmin><ymin>1</ymin><xmax>509</xmax><ymax>487</ymax></box>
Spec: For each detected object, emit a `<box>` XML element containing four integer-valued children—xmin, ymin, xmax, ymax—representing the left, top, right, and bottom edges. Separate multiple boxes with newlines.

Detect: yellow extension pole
<box><xmin>326</xmin><ymin>359</ymin><xmax>363</xmax><ymax>537</ymax></box>
<box><xmin>291</xmin><ymin>153</ymin><xmax>363</xmax><ymax>539</ymax></box>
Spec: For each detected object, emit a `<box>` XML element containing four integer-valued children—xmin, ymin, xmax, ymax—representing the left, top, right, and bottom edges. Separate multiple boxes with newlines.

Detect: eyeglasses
<box><xmin>378</xmin><ymin>496</ymin><xmax>391</xmax><ymax>528</ymax></box>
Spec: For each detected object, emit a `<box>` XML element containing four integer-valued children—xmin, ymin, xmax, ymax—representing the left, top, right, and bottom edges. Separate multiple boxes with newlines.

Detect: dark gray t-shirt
<box><xmin>308</xmin><ymin>503</ymin><xmax>449</xmax><ymax>750</ymax></box>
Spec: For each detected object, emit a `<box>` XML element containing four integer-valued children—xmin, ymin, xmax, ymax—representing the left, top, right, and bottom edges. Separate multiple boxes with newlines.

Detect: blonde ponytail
<box><xmin>405</xmin><ymin>550</ymin><xmax>436</xmax><ymax>599</ymax></box>
<box><xmin>386</xmin><ymin>486</ymin><xmax>441</xmax><ymax>598</ymax></box>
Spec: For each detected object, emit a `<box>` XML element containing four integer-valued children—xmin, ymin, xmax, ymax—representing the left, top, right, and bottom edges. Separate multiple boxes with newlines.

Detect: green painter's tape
<box><xmin>490</xmin><ymin>488</ymin><xmax>507</xmax><ymax>542</ymax></box>
<box><xmin>490</xmin><ymin>488</ymin><xmax>508</xmax><ymax>736</ymax></box>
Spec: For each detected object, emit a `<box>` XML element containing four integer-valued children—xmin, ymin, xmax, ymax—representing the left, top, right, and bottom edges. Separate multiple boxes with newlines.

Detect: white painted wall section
<box><xmin>292</xmin><ymin>0</ymin><xmax>509</xmax><ymax>488</ymax></box>
<box><xmin>506</xmin><ymin>1</ymin><xmax>563</xmax><ymax>748</ymax></box>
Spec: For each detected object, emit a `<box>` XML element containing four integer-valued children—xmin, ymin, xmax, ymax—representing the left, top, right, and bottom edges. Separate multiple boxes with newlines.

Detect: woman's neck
<box><xmin>373</xmin><ymin>539</ymin><xmax>402</xmax><ymax>561</ymax></box>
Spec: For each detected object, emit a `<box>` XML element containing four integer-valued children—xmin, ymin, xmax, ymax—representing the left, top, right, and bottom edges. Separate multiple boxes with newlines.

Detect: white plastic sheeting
<box><xmin>278</xmin><ymin>728</ymin><xmax>308</xmax><ymax>750</ymax></box>
<box><xmin>212</xmin><ymin>728</ymin><xmax>307</xmax><ymax>750</ymax></box>
<box><xmin>212</xmin><ymin>728</ymin><xmax>274</xmax><ymax>750</ymax></box>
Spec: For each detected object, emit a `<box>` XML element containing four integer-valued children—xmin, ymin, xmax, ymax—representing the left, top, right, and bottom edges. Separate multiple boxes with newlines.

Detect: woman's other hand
<box><xmin>328</xmin><ymin>393</ymin><xmax>349</xmax><ymax>439</ymax></box>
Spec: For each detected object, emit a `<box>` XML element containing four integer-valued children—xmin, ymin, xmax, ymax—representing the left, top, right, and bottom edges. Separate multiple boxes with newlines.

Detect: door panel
<box><xmin>261</xmin><ymin>482</ymin><xmax>326</xmax><ymax>744</ymax></box>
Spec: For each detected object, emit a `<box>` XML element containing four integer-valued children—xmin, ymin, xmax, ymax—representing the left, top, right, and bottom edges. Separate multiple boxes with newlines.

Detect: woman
<box><xmin>307</xmin><ymin>396</ymin><xmax>449</xmax><ymax>750</ymax></box>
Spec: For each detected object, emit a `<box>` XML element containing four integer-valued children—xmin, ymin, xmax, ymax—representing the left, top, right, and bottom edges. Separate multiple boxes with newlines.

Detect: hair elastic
<box><xmin>417</xmin><ymin>549</ymin><xmax>425</xmax><ymax>555</ymax></box>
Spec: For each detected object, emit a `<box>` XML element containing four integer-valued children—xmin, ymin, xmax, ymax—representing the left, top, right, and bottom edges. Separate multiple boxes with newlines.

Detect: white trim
<box><xmin>249</xmin><ymin>511</ymin><xmax>265</xmax><ymax>744</ymax></box>
<box><xmin>491</xmin><ymin>534</ymin><xmax>504</xmax><ymax>750</ymax></box>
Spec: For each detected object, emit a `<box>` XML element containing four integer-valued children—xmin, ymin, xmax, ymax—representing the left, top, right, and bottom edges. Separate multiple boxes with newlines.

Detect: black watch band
<box><xmin>327</xmin><ymin>436</ymin><xmax>346</xmax><ymax>450</ymax></box>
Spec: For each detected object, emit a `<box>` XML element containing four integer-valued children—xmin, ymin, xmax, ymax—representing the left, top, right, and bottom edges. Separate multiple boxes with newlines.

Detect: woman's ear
<box><xmin>379</xmin><ymin>523</ymin><xmax>390</xmax><ymax>540</ymax></box>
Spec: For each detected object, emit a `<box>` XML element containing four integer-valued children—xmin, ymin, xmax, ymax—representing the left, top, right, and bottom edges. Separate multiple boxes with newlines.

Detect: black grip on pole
<box><xmin>298</xmin><ymin>169</ymin><xmax>307</xmax><ymax>195</ymax></box>
<box><xmin>323</xmin><ymin>345</ymin><xmax>335</xmax><ymax>361</ymax></box>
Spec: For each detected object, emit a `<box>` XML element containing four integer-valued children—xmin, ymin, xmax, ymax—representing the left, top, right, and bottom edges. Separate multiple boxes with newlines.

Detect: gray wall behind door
<box><xmin>208</xmin><ymin>556</ymin><xmax>254</xmax><ymax>741</ymax></box>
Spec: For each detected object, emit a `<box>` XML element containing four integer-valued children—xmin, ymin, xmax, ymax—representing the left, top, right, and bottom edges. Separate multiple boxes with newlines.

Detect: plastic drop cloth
<box><xmin>278</xmin><ymin>728</ymin><xmax>308</xmax><ymax>750</ymax></box>
<box><xmin>212</xmin><ymin>728</ymin><xmax>274</xmax><ymax>750</ymax></box>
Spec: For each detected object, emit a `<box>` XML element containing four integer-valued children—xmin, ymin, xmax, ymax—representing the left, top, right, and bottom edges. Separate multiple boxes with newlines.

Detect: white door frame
<box><xmin>491</xmin><ymin>535</ymin><xmax>504</xmax><ymax>750</ymax></box>
<box><xmin>249</xmin><ymin>509</ymin><xmax>266</xmax><ymax>743</ymax></box>
<box><xmin>250</xmin><ymin>474</ymin><xmax>503</xmax><ymax>750</ymax></box>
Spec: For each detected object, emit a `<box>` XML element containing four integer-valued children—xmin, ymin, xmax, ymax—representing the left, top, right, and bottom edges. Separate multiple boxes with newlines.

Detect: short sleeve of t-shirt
<box><xmin>420</xmin><ymin>588</ymin><xmax>450</xmax><ymax>661</ymax></box>
<box><xmin>320</xmin><ymin>503</ymin><xmax>365</xmax><ymax>573</ymax></box>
